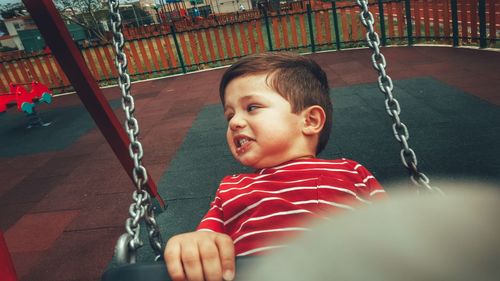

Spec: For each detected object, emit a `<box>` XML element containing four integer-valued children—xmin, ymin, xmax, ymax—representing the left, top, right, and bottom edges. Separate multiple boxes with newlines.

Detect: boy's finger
<box><xmin>181</xmin><ymin>242</ymin><xmax>205</xmax><ymax>281</ymax></box>
<box><xmin>198</xmin><ymin>240</ymin><xmax>223</xmax><ymax>281</ymax></box>
<box><xmin>215</xmin><ymin>235</ymin><xmax>235</xmax><ymax>281</ymax></box>
<box><xmin>164</xmin><ymin>241</ymin><xmax>186</xmax><ymax>281</ymax></box>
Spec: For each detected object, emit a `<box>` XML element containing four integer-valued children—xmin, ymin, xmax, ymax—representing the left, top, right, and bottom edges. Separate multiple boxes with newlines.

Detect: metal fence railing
<box><xmin>1</xmin><ymin>0</ymin><xmax>498</xmax><ymax>94</ymax></box>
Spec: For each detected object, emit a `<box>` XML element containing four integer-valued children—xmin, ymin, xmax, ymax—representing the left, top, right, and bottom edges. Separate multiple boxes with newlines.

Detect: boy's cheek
<box><xmin>226</xmin><ymin>134</ymin><xmax>233</xmax><ymax>148</ymax></box>
<box><xmin>226</xmin><ymin>139</ymin><xmax>235</xmax><ymax>150</ymax></box>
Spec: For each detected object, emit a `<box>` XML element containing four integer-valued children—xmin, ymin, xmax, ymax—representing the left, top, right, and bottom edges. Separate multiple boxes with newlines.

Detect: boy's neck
<box><xmin>293</xmin><ymin>155</ymin><xmax>316</xmax><ymax>161</ymax></box>
<box><xmin>265</xmin><ymin>154</ymin><xmax>317</xmax><ymax>168</ymax></box>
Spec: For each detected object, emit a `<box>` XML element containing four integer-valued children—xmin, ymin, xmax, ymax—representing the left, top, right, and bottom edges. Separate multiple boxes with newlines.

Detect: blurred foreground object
<box><xmin>241</xmin><ymin>181</ymin><xmax>500</xmax><ymax>281</ymax></box>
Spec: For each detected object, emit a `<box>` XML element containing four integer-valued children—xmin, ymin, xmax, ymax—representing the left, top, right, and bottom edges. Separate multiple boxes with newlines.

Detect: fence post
<box><xmin>478</xmin><ymin>0</ymin><xmax>487</xmax><ymax>48</ymax></box>
<box><xmin>263</xmin><ymin>9</ymin><xmax>274</xmax><ymax>51</ymax></box>
<box><xmin>377</xmin><ymin>0</ymin><xmax>387</xmax><ymax>46</ymax></box>
<box><xmin>451</xmin><ymin>0</ymin><xmax>459</xmax><ymax>47</ymax></box>
<box><xmin>404</xmin><ymin>0</ymin><xmax>413</xmax><ymax>46</ymax></box>
<box><xmin>331</xmin><ymin>0</ymin><xmax>341</xmax><ymax>50</ymax></box>
<box><xmin>170</xmin><ymin>25</ymin><xmax>186</xmax><ymax>74</ymax></box>
<box><xmin>306</xmin><ymin>3</ymin><xmax>316</xmax><ymax>52</ymax></box>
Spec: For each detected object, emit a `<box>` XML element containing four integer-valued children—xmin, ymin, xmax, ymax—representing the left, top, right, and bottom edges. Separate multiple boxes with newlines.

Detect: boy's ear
<box><xmin>301</xmin><ymin>105</ymin><xmax>326</xmax><ymax>136</ymax></box>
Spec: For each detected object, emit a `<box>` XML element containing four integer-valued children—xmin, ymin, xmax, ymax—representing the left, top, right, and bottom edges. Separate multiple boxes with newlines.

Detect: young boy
<box><xmin>164</xmin><ymin>52</ymin><xmax>387</xmax><ymax>281</ymax></box>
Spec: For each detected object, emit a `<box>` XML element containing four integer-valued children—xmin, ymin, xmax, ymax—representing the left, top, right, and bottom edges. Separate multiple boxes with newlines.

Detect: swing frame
<box><xmin>22</xmin><ymin>0</ymin><xmax>165</xmax><ymax>208</ymax></box>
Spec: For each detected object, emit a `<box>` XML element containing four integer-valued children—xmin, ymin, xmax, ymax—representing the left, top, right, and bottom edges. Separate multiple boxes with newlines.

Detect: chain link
<box><xmin>355</xmin><ymin>0</ymin><xmax>443</xmax><ymax>195</ymax></box>
<box><xmin>108</xmin><ymin>0</ymin><xmax>164</xmax><ymax>264</ymax></box>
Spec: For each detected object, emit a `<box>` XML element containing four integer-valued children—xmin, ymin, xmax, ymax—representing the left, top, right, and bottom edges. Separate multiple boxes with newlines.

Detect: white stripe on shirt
<box><xmin>362</xmin><ymin>175</ymin><xmax>375</xmax><ymax>183</ymax></box>
<box><xmin>196</xmin><ymin>228</ymin><xmax>215</xmax><ymax>232</ymax></box>
<box><xmin>318</xmin><ymin>200</ymin><xmax>355</xmax><ymax>210</ymax></box>
<box><xmin>220</xmin><ymin>168</ymin><xmax>358</xmax><ymax>188</ymax></box>
<box><xmin>208</xmin><ymin>205</ymin><xmax>223</xmax><ymax>211</ymax></box>
<box><xmin>237</xmin><ymin>245</ymin><xmax>288</xmax><ymax>256</ymax></box>
<box><xmin>222</xmin><ymin>186</ymin><xmax>318</xmax><ymax>207</ymax></box>
<box><xmin>224</xmin><ymin>197</ymin><xmax>286</xmax><ymax>225</ymax></box>
<box><xmin>234</xmin><ymin>210</ymin><xmax>313</xmax><ymax>234</ymax></box>
<box><xmin>200</xmin><ymin>217</ymin><xmax>224</xmax><ymax>224</ymax></box>
<box><xmin>233</xmin><ymin>227</ymin><xmax>310</xmax><ymax>244</ymax></box>
<box><xmin>370</xmin><ymin>189</ymin><xmax>386</xmax><ymax>196</ymax></box>
<box><xmin>220</xmin><ymin>178</ymin><xmax>316</xmax><ymax>194</ymax></box>
<box><xmin>318</xmin><ymin>185</ymin><xmax>372</xmax><ymax>204</ymax></box>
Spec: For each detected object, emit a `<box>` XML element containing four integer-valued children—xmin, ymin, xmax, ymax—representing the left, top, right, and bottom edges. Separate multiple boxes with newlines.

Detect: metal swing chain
<box><xmin>355</xmin><ymin>0</ymin><xmax>443</xmax><ymax>194</ymax></box>
<box><xmin>108</xmin><ymin>0</ymin><xmax>164</xmax><ymax>264</ymax></box>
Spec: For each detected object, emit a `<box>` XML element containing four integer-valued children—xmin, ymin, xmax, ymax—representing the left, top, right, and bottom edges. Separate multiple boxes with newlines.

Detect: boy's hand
<box><xmin>164</xmin><ymin>231</ymin><xmax>235</xmax><ymax>281</ymax></box>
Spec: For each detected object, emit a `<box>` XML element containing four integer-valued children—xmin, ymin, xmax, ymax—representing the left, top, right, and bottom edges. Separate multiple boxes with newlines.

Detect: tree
<box><xmin>120</xmin><ymin>5</ymin><xmax>153</xmax><ymax>27</ymax></box>
<box><xmin>55</xmin><ymin>0</ymin><xmax>109</xmax><ymax>43</ymax></box>
<box><xmin>0</xmin><ymin>2</ymin><xmax>26</xmax><ymax>19</ymax></box>
<box><xmin>55</xmin><ymin>1</ymin><xmax>154</xmax><ymax>42</ymax></box>
<box><xmin>120</xmin><ymin>5</ymin><xmax>152</xmax><ymax>27</ymax></box>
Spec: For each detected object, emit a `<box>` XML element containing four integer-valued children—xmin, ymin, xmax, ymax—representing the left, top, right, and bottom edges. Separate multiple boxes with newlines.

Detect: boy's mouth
<box><xmin>234</xmin><ymin>135</ymin><xmax>255</xmax><ymax>149</ymax></box>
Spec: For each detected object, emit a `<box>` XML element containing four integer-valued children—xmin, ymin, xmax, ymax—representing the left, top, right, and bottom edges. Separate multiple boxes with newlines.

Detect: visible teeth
<box><xmin>239</xmin><ymin>139</ymin><xmax>249</xmax><ymax>147</ymax></box>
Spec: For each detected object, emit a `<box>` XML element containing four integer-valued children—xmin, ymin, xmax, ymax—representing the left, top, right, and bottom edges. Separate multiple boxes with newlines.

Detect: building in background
<box><xmin>209</xmin><ymin>0</ymin><xmax>253</xmax><ymax>13</ymax></box>
<box><xmin>0</xmin><ymin>14</ymin><xmax>89</xmax><ymax>52</ymax></box>
<box><xmin>155</xmin><ymin>0</ymin><xmax>253</xmax><ymax>20</ymax></box>
<box><xmin>1</xmin><ymin>15</ymin><xmax>33</xmax><ymax>50</ymax></box>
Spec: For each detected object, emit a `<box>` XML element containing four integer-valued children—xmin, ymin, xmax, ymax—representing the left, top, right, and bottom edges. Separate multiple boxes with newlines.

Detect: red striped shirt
<box><xmin>197</xmin><ymin>158</ymin><xmax>387</xmax><ymax>256</ymax></box>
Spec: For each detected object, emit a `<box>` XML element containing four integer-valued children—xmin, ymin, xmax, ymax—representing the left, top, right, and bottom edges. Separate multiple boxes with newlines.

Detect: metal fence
<box><xmin>0</xmin><ymin>0</ymin><xmax>498</xmax><ymax>94</ymax></box>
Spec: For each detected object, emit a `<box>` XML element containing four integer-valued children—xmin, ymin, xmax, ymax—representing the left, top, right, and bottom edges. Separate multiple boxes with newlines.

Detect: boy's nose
<box><xmin>229</xmin><ymin>115</ymin><xmax>246</xmax><ymax>131</ymax></box>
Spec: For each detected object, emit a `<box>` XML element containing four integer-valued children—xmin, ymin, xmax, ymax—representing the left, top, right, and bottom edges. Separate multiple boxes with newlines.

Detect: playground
<box><xmin>1</xmin><ymin>1</ymin><xmax>500</xmax><ymax>281</ymax></box>
<box><xmin>0</xmin><ymin>45</ymin><xmax>498</xmax><ymax>281</ymax></box>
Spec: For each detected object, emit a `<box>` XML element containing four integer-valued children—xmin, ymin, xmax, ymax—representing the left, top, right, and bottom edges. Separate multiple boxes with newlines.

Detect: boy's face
<box><xmin>223</xmin><ymin>74</ymin><xmax>307</xmax><ymax>169</ymax></box>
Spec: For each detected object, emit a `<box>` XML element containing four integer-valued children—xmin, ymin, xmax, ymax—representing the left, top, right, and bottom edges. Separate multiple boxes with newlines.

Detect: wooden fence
<box><xmin>0</xmin><ymin>0</ymin><xmax>498</xmax><ymax>94</ymax></box>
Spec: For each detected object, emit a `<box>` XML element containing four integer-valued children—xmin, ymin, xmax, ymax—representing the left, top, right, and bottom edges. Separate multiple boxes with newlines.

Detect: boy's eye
<box><xmin>225</xmin><ymin>113</ymin><xmax>234</xmax><ymax>122</ymax></box>
<box><xmin>247</xmin><ymin>105</ymin><xmax>259</xmax><ymax>112</ymax></box>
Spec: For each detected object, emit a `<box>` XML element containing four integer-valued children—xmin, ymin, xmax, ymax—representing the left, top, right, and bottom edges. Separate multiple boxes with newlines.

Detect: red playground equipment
<box><xmin>0</xmin><ymin>230</ymin><xmax>18</xmax><ymax>281</ymax></box>
<box><xmin>0</xmin><ymin>81</ymin><xmax>53</xmax><ymax>128</ymax></box>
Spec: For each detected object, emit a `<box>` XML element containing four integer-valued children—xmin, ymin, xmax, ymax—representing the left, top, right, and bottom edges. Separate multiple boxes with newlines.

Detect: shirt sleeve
<box><xmin>347</xmin><ymin>159</ymin><xmax>388</xmax><ymax>201</ymax></box>
<box><xmin>196</xmin><ymin>189</ymin><xmax>225</xmax><ymax>233</ymax></box>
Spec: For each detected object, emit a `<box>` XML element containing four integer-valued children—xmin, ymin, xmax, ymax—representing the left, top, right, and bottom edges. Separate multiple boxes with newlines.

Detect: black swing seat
<box><xmin>101</xmin><ymin>257</ymin><xmax>255</xmax><ymax>281</ymax></box>
<box><xmin>101</xmin><ymin>262</ymin><xmax>169</xmax><ymax>281</ymax></box>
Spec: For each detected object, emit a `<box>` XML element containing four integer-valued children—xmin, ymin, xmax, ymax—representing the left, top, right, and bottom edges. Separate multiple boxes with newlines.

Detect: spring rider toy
<box><xmin>0</xmin><ymin>81</ymin><xmax>53</xmax><ymax>128</ymax></box>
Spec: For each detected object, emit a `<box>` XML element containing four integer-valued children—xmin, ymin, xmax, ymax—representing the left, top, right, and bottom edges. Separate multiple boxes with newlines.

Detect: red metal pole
<box><xmin>22</xmin><ymin>0</ymin><xmax>165</xmax><ymax>208</ymax></box>
<box><xmin>0</xmin><ymin>230</ymin><xmax>18</xmax><ymax>281</ymax></box>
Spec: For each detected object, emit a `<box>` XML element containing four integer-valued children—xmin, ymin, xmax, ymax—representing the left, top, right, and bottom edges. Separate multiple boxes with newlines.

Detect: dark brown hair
<box><xmin>219</xmin><ymin>52</ymin><xmax>332</xmax><ymax>154</ymax></box>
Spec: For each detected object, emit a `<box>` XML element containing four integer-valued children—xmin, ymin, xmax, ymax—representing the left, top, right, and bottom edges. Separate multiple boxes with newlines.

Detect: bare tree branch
<box><xmin>55</xmin><ymin>0</ymin><xmax>109</xmax><ymax>43</ymax></box>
